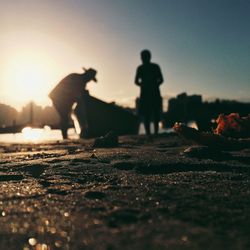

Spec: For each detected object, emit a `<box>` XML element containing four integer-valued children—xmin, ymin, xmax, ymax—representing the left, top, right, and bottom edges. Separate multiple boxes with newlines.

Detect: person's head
<box><xmin>141</xmin><ymin>49</ymin><xmax>151</xmax><ymax>64</ymax></box>
<box><xmin>82</xmin><ymin>68</ymin><xmax>97</xmax><ymax>82</ymax></box>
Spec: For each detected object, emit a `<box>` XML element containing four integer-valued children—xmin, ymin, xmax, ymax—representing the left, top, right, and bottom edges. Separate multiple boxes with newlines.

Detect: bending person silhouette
<box><xmin>135</xmin><ymin>50</ymin><xmax>164</xmax><ymax>135</ymax></box>
<box><xmin>49</xmin><ymin>68</ymin><xmax>97</xmax><ymax>139</ymax></box>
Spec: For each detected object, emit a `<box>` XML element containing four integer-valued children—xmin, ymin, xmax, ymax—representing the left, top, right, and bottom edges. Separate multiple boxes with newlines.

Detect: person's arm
<box><xmin>157</xmin><ymin>65</ymin><xmax>164</xmax><ymax>85</ymax></box>
<box><xmin>135</xmin><ymin>67</ymin><xmax>141</xmax><ymax>86</ymax></box>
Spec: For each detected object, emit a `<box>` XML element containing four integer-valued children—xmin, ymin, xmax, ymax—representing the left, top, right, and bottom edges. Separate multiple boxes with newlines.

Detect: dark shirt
<box><xmin>135</xmin><ymin>62</ymin><xmax>163</xmax><ymax>101</ymax></box>
<box><xmin>49</xmin><ymin>74</ymin><xmax>84</xmax><ymax>101</ymax></box>
<box><xmin>49</xmin><ymin>73</ymin><xmax>90</xmax><ymax>113</ymax></box>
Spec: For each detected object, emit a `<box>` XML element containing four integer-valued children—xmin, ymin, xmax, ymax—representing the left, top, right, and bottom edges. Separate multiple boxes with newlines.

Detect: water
<box><xmin>0</xmin><ymin>125</ymin><xmax>163</xmax><ymax>143</ymax></box>
<box><xmin>0</xmin><ymin>127</ymin><xmax>78</xmax><ymax>143</ymax></box>
<box><xmin>138</xmin><ymin>122</ymin><xmax>174</xmax><ymax>134</ymax></box>
<box><xmin>0</xmin><ymin>121</ymin><xmax>196</xmax><ymax>144</ymax></box>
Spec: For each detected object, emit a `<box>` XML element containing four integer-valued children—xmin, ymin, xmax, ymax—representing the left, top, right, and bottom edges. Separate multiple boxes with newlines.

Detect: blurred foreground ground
<box><xmin>0</xmin><ymin>134</ymin><xmax>250</xmax><ymax>250</ymax></box>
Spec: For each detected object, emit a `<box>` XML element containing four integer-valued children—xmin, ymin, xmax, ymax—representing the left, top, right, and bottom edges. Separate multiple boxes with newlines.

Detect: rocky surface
<box><xmin>0</xmin><ymin>133</ymin><xmax>250</xmax><ymax>250</ymax></box>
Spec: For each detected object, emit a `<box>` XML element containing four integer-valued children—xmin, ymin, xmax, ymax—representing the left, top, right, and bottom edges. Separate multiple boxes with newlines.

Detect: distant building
<box><xmin>163</xmin><ymin>92</ymin><xmax>250</xmax><ymax>131</ymax></box>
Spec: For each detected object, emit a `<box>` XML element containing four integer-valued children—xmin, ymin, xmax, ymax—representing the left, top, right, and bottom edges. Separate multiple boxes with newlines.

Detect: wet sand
<box><xmin>0</xmin><ymin>133</ymin><xmax>250</xmax><ymax>250</ymax></box>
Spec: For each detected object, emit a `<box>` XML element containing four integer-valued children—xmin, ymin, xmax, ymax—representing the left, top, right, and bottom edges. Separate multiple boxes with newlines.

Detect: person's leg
<box><xmin>154</xmin><ymin>121</ymin><xmax>159</xmax><ymax>135</ymax></box>
<box><xmin>52</xmin><ymin>100</ymin><xmax>70</xmax><ymax>139</ymax></box>
<box><xmin>174</xmin><ymin>123</ymin><xmax>250</xmax><ymax>150</ymax></box>
<box><xmin>153</xmin><ymin>110</ymin><xmax>160</xmax><ymax>135</ymax></box>
<box><xmin>144</xmin><ymin>114</ymin><xmax>151</xmax><ymax>135</ymax></box>
<box><xmin>60</xmin><ymin>112</ymin><xmax>69</xmax><ymax>139</ymax></box>
<box><xmin>152</xmin><ymin>97</ymin><xmax>162</xmax><ymax>135</ymax></box>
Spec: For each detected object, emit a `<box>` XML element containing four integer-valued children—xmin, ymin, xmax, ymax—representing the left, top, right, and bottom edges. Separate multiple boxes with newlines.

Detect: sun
<box><xmin>4</xmin><ymin>58</ymin><xmax>52</xmax><ymax>107</ymax></box>
<box><xmin>1</xmin><ymin>46</ymin><xmax>59</xmax><ymax>109</ymax></box>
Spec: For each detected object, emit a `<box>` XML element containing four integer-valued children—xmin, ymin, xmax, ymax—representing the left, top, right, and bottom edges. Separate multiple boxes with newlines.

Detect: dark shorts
<box><xmin>138</xmin><ymin>96</ymin><xmax>162</xmax><ymax>120</ymax></box>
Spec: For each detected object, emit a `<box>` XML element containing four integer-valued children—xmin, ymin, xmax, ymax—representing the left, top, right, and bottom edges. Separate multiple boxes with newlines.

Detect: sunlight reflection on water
<box><xmin>0</xmin><ymin>127</ymin><xmax>79</xmax><ymax>143</ymax></box>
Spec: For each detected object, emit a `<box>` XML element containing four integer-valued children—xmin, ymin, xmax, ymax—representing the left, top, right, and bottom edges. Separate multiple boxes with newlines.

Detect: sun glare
<box><xmin>1</xmin><ymin>44</ymin><xmax>59</xmax><ymax>109</ymax></box>
<box><xmin>4</xmin><ymin>60</ymin><xmax>52</xmax><ymax>106</ymax></box>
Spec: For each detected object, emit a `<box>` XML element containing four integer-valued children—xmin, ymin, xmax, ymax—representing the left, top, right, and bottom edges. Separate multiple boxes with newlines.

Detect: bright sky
<box><xmin>1</xmin><ymin>0</ymin><xmax>250</xmax><ymax>110</ymax></box>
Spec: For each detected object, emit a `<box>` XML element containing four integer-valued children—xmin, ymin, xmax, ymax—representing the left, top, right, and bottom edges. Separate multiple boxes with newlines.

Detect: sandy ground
<box><xmin>0</xmin><ymin>133</ymin><xmax>250</xmax><ymax>250</ymax></box>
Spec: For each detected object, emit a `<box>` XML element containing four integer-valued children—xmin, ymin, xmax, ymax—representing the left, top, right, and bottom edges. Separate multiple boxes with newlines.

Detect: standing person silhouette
<box><xmin>135</xmin><ymin>50</ymin><xmax>164</xmax><ymax>135</ymax></box>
